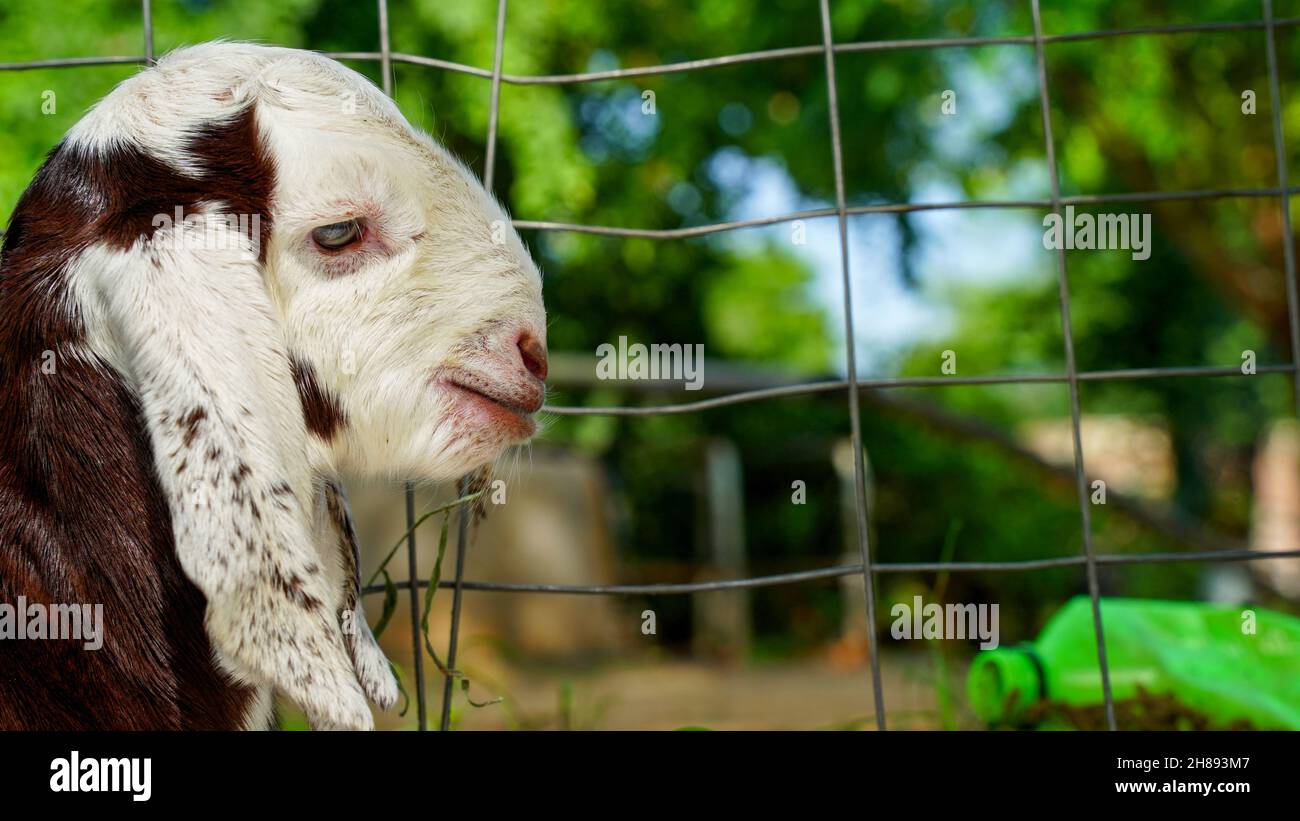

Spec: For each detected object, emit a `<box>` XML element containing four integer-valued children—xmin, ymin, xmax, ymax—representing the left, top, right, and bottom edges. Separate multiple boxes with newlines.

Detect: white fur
<box><xmin>61</xmin><ymin>43</ymin><xmax>546</xmax><ymax>729</ymax></box>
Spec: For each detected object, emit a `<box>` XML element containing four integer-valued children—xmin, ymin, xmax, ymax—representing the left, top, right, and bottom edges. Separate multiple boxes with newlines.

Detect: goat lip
<box><xmin>440</xmin><ymin>373</ymin><xmax>543</xmax><ymax>418</ymax></box>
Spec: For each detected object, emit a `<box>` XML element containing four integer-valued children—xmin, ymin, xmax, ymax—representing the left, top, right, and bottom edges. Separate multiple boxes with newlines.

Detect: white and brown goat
<box><xmin>0</xmin><ymin>42</ymin><xmax>547</xmax><ymax>730</ymax></box>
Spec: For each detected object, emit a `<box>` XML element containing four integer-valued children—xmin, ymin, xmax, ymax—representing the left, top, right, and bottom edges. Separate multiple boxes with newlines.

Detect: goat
<box><xmin>0</xmin><ymin>42</ymin><xmax>548</xmax><ymax>730</ymax></box>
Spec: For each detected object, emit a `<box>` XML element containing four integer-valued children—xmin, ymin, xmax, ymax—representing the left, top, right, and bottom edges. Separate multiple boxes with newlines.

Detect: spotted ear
<box><xmin>82</xmin><ymin>212</ymin><xmax>372</xmax><ymax>730</ymax></box>
<box><xmin>322</xmin><ymin>480</ymin><xmax>399</xmax><ymax>710</ymax></box>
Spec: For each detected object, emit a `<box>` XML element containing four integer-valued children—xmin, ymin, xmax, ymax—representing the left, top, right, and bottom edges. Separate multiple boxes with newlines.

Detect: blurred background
<box><xmin>4</xmin><ymin>0</ymin><xmax>1300</xmax><ymax>729</ymax></box>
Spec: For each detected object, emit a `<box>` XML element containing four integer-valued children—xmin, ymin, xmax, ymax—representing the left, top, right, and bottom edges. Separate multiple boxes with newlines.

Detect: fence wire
<box><xmin>4</xmin><ymin>0</ymin><xmax>1300</xmax><ymax>732</ymax></box>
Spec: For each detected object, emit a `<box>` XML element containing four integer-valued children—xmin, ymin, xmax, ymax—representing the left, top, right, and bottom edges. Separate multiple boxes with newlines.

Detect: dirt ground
<box><xmin>369</xmin><ymin>647</ymin><xmax>974</xmax><ymax>731</ymax></box>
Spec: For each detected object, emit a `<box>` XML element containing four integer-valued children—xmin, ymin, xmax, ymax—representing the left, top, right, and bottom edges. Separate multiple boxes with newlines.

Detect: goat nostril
<box><xmin>517</xmin><ymin>333</ymin><xmax>548</xmax><ymax>381</ymax></box>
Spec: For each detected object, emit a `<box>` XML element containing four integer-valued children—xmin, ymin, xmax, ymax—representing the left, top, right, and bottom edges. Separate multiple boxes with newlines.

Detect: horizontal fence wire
<box><xmin>361</xmin><ymin>547</ymin><xmax>1300</xmax><ymax>598</ymax></box>
<box><xmin>7</xmin><ymin>17</ymin><xmax>1300</xmax><ymax>75</ymax></box>
<box><xmin>544</xmin><ymin>364</ymin><xmax>1298</xmax><ymax>415</ymax></box>
<box><xmin>4</xmin><ymin>0</ymin><xmax>1297</xmax><ymax>731</ymax></box>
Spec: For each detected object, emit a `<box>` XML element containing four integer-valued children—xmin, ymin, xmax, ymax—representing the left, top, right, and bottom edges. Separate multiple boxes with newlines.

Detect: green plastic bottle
<box><xmin>967</xmin><ymin>596</ymin><xmax>1300</xmax><ymax>729</ymax></box>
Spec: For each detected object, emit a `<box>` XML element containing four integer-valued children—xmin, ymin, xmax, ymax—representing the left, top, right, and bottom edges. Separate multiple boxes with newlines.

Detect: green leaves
<box><xmin>365</xmin><ymin>490</ymin><xmax>499</xmax><ymax>724</ymax></box>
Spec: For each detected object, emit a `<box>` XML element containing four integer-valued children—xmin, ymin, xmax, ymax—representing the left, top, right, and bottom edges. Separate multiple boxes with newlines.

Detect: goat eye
<box><xmin>311</xmin><ymin>219</ymin><xmax>362</xmax><ymax>250</ymax></box>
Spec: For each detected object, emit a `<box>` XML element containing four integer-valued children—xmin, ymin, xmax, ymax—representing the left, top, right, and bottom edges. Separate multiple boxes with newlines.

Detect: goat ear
<box><xmin>323</xmin><ymin>481</ymin><xmax>399</xmax><ymax>710</ymax></box>
<box><xmin>84</xmin><ymin>217</ymin><xmax>372</xmax><ymax>730</ymax></box>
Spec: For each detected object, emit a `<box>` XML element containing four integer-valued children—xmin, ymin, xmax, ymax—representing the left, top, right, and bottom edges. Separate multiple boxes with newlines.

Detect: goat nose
<box><xmin>517</xmin><ymin>332</ymin><xmax>548</xmax><ymax>381</ymax></box>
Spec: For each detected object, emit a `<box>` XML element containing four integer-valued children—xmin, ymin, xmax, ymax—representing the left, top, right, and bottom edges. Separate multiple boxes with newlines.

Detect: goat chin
<box><xmin>0</xmin><ymin>42</ymin><xmax>547</xmax><ymax>730</ymax></box>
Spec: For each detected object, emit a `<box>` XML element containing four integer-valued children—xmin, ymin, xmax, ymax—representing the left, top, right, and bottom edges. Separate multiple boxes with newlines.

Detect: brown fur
<box><xmin>0</xmin><ymin>109</ymin><xmax>277</xmax><ymax>730</ymax></box>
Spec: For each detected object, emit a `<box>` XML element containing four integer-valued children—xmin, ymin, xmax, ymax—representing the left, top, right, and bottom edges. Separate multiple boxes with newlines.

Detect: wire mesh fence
<box><xmin>5</xmin><ymin>0</ymin><xmax>1300</xmax><ymax>732</ymax></box>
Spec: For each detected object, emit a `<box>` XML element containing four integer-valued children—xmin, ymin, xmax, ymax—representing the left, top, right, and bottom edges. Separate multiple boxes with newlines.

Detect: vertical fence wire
<box><xmin>439</xmin><ymin>0</ymin><xmax>511</xmax><ymax>733</ymax></box>
<box><xmin>440</xmin><ymin>512</ymin><xmax>472</xmax><ymax>731</ymax></box>
<box><xmin>1029</xmin><ymin>0</ymin><xmax>1117</xmax><ymax>731</ymax></box>
<box><xmin>817</xmin><ymin>0</ymin><xmax>888</xmax><ymax>732</ymax></box>
<box><xmin>378</xmin><ymin>0</ymin><xmax>393</xmax><ymax>96</ymax></box>
<box><xmin>482</xmin><ymin>0</ymin><xmax>508</xmax><ymax>193</ymax></box>
<box><xmin>141</xmin><ymin>0</ymin><xmax>153</xmax><ymax>65</ymax></box>
<box><xmin>375</xmin><ymin>0</ymin><xmax>429</xmax><ymax>731</ymax></box>
<box><xmin>403</xmin><ymin>482</ymin><xmax>427</xmax><ymax>730</ymax></box>
<box><xmin>1263</xmin><ymin>0</ymin><xmax>1300</xmax><ymax>419</ymax></box>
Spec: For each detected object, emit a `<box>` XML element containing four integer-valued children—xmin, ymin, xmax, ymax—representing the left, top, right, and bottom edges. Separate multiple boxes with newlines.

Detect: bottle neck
<box><xmin>967</xmin><ymin>645</ymin><xmax>1046</xmax><ymax>723</ymax></box>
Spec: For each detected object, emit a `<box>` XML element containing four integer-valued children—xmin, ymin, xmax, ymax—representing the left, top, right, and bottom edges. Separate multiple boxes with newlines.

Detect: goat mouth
<box><xmin>439</xmin><ymin>373</ymin><xmax>541</xmax><ymax>438</ymax></box>
<box><xmin>446</xmin><ymin>380</ymin><xmax>534</xmax><ymax>415</ymax></box>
